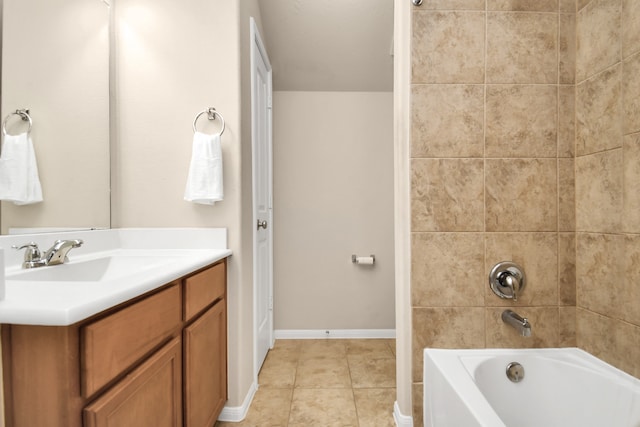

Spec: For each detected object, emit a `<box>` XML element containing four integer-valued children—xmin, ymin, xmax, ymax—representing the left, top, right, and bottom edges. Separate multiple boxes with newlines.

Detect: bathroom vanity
<box><xmin>0</xmin><ymin>228</ymin><xmax>231</xmax><ymax>427</ymax></box>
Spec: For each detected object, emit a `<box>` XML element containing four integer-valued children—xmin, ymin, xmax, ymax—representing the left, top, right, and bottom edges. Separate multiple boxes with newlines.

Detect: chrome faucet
<box><xmin>489</xmin><ymin>261</ymin><xmax>526</xmax><ymax>301</ymax></box>
<box><xmin>44</xmin><ymin>239</ymin><xmax>84</xmax><ymax>265</ymax></box>
<box><xmin>13</xmin><ymin>239</ymin><xmax>84</xmax><ymax>268</ymax></box>
<box><xmin>501</xmin><ymin>273</ymin><xmax>521</xmax><ymax>302</ymax></box>
<box><xmin>502</xmin><ymin>309</ymin><xmax>532</xmax><ymax>337</ymax></box>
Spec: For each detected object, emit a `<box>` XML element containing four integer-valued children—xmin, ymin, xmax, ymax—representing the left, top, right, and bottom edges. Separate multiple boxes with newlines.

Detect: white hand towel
<box><xmin>184</xmin><ymin>131</ymin><xmax>223</xmax><ymax>205</ymax></box>
<box><xmin>0</xmin><ymin>132</ymin><xmax>43</xmax><ymax>205</ymax></box>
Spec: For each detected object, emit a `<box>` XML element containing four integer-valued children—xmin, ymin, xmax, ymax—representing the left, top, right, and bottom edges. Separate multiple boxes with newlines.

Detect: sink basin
<box><xmin>7</xmin><ymin>255</ymin><xmax>172</xmax><ymax>282</ymax></box>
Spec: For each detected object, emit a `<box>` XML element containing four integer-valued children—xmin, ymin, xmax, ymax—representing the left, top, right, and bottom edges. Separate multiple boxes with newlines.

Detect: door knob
<box><xmin>257</xmin><ymin>219</ymin><xmax>268</xmax><ymax>230</ymax></box>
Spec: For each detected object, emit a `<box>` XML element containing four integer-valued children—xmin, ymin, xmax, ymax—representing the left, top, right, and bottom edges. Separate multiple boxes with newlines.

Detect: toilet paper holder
<box><xmin>352</xmin><ymin>254</ymin><xmax>375</xmax><ymax>265</ymax></box>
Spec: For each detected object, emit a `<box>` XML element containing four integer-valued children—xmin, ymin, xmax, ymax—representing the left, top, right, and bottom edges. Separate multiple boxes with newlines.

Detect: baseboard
<box><xmin>274</xmin><ymin>329</ymin><xmax>396</xmax><ymax>339</ymax></box>
<box><xmin>393</xmin><ymin>401</ymin><xmax>414</xmax><ymax>427</ymax></box>
<box><xmin>217</xmin><ymin>381</ymin><xmax>258</xmax><ymax>422</ymax></box>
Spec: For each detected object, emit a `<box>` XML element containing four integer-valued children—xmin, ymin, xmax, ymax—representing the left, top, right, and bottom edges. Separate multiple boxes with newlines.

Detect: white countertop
<box><xmin>0</xmin><ymin>228</ymin><xmax>231</xmax><ymax>326</ymax></box>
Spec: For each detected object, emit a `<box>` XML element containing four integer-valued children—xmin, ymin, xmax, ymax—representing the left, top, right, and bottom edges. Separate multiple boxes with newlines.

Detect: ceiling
<box><xmin>258</xmin><ymin>0</ymin><xmax>394</xmax><ymax>92</ymax></box>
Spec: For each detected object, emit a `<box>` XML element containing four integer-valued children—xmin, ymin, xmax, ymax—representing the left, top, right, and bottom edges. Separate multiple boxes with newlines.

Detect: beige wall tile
<box><xmin>412</xmin><ymin>11</ymin><xmax>485</xmax><ymax>84</ymax></box>
<box><xmin>576</xmin><ymin>65</ymin><xmax>622</xmax><ymax>155</ymax></box>
<box><xmin>578</xmin><ymin>309</ymin><xmax>640</xmax><ymax>378</ymax></box>
<box><xmin>623</xmin><ymin>52</ymin><xmax>640</xmax><ymax>134</ymax></box>
<box><xmin>559</xmin><ymin>86</ymin><xmax>576</xmax><ymax>157</ymax></box>
<box><xmin>486</xmin><ymin>159</ymin><xmax>558</xmax><ymax>232</ymax></box>
<box><xmin>561</xmin><ymin>0</ymin><xmax>577</xmax><ymax>12</ymax></box>
<box><xmin>411</xmin><ymin>85</ymin><xmax>484</xmax><ymax>158</ymax></box>
<box><xmin>487</xmin><ymin>12</ymin><xmax>558</xmax><ymax>83</ymax></box>
<box><xmin>623</xmin><ymin>235</ymin><xmax>640</xmax><ymax>326</ymax></box>
<box><xmin>560</xmin><ymin>14</ymin><xmax>577</xmax><ymax>84</ymax></box>
<box><xmin>559</xmin><ymin>158</ymin><xmax>576</xmax><ymax>231</ymax></box>
<box><xmin>623</xmin><ymin>133</ymin><xmax>640</xmax><ymax>232</ymax></box>
<box><xmin>485</xmin><ymin>233</ymin><xmax>559</xmax><ymax>306</ymax></box>
<box><xmin>412</xmin><ymin>383</ymin><xmax>424</xmax><ymax>427</ymax></box>
<box><xmin>622</xmin><ymin>0</ymin><xmax>640</xmax><ymax>58</ymax></box>
<box><xmin>412</xmin><ymin>307</ymin><xmax>485</xmax><ymax>381</ymax></box>
<box><xmin>613</xmin><ymin>317</ymin><xmax>640</xmax><ymax>377</ymax></box>
<box><xmin>575</xmin><ymin>150</ymin><xmax>623</xmax><ymax>233</ymax></box>
<box><xmin>576</xmin><ymin>0</ymin><xmax>621</xmax><ymax>81</ymax></box>
<box><xmin>412</xmin><ymin>233</ymin><xmax>485</xmax><ymax>307</ymax></box>
<box><xmin>559</xmin><ymin>306</ymin><xmax>577</xmax><ymax>346</ymax></box>
<box><xmin>415</xmin><ymin>0</ymin><xmax>485</xmax><ymax>9</ymax></box>
<box><xmin>559</xmin><ymin>233</ymin><xmax>577</xmax><ymax>306</ymax></box>
<box><xmin>577</xmin><ymin>309</ymin><xmax>618</xmax><ymax>364</ymax></box>
<box><xmin>488</xmin><ymin>0</ymin><xmax>558</xmax><ymax>11</ymax></box>
<box><xmin>486</xmin><ymin>85</ymin><xmax>558</xmax><ymax>157</ymax></box>
<box><xmin>486</xmin><ymin>307</ymin><xmax>560</xmax><ymax>347</ymax></box>
<box><xmin>576</xmin><ymin>233</ymin><xmax>623</xmax><ymax>316</ymax></box>
<box><xmin>411</xmin><ymin>159</ymin><xmax>484</xmax><ymax>231</ymax></box>
<box><xmin>577</xmin><ymin>0</ymin><xmax>591</xmax><ymax>11</ymax></box>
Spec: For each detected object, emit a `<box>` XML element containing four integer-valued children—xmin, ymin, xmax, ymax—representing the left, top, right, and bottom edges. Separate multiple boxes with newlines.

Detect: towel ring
<box><xmin>2</xmin><ymin>109</ymin><xmax>32</xmax><ymax>136</ymax></box>
<box><xmin>192</xmin><ymin>107</ymin><xmax>225</xmax><ymax>136</ymax></box>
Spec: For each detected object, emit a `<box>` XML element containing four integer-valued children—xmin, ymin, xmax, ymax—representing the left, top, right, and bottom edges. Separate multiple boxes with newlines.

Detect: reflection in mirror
<box><xmin>0</xmin><ymin>0</ymin><xmax>111</xmax><ymax>234</ymax></box>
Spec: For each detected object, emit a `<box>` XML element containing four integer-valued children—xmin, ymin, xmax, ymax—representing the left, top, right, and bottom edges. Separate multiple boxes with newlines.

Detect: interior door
<box><xmin>251</xmin><ymin>17</ymin><xmax>273</xmax><ymax>378</ymax></box>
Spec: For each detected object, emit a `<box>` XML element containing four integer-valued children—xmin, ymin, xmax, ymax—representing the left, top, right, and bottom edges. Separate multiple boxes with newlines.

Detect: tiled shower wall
<box><xmin>575</xmin><ymin>0</ymin><xmax>640</xmax><ymax>379</ymax></box>
<box><xmin>410</xmin><ymin>1</ymin><xmax>576</xmax><ymax>424</ymax></box>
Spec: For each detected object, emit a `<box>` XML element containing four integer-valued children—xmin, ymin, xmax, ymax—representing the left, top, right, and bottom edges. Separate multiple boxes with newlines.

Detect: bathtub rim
<box><xmin>423</xmin><ymin>347</ymin><xmax>640</xmax><ymax>427</ymax></box>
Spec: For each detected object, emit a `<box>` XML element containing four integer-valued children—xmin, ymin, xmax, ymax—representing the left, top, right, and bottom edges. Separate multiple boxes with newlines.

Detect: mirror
<box><xmin>0</xmin><ymin>0</ymin><xmax>111</xmax><ymax>234</ymax></box>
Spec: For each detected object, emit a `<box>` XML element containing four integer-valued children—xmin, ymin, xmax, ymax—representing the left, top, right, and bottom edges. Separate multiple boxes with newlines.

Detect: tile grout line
<box><xmin>286</xmin><ymin>342</ymin><xmax>301</xmax><ymax>427</ymax></box>
<box><xmin>254</xmin><ymin>339</ymin><xmax>398</xmax><ymax>426</ymax></box>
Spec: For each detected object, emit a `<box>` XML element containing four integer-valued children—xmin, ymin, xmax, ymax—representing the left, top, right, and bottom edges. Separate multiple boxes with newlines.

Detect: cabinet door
<box><xmin>84</xmin><ymin>337</ymin><xmax>182</xmax><ymax>427</ymax></box>
<box><xmin>184</xmin><ymin>299</ymin><xmax>227</xmax><ymax>427</ymax></box>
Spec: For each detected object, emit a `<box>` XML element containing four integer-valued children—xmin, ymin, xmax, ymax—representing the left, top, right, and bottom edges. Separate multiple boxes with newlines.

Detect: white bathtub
<box><xmin>423</xmin><ymin>348</ymin><xmax>640</xmax><ymax>427</ymax></box>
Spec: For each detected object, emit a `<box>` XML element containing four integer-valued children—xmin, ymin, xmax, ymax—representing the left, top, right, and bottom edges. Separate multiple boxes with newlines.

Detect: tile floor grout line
<box><xmin>222</xmin><ymin>339</ymin><xmax>396</xmax><ymax>427</ymax></box>
<box><xmin>346</xmin><ymin>343</ymin><xmax>362</xmax><ymax>427</ymax></box>
<box><xmin>286</xmin><ymin>341</ymin><xmax>301</xmax><ymax>426</ymax></box>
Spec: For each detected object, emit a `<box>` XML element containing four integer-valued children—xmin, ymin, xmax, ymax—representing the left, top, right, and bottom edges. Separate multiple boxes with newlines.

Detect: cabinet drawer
<box><xmin>83</xmin><ymin>337</ymin><xmax>182</xmax><ymax>427</ymax></box>
<box><xmin>81</xmin><ymin>285</ymin><xmax>181</xmax><ymax>398</ymax></box>
<box><xmin>184</xmin><ymin>261</ymin><xmax>225</xmax><ymax>320</ymax></box>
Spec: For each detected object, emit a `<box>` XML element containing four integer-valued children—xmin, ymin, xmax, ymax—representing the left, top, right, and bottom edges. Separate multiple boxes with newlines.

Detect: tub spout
<box><xmin>502</xmin><ymin>310</ymin><xmax>532</xmax><ymax>337</ymax></box>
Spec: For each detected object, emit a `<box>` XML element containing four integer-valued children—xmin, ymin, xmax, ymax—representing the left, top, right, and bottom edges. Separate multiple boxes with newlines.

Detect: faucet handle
<box><xmin>502</xmin><ymin>273</ymin><xmax>519</xmax><ymax>302</ymax></box>
<box><xmin>489</xmin><ymin>261</ymin><xmax>526</xmax><ymax>301</ymax></box>
<box><xmin>12</xmin><ymin>242</ymin><xmax>42</xmax><ymax>261</ymax></box>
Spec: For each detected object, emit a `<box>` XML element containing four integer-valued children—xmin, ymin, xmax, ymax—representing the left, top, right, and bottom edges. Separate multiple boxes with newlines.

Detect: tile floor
<box><xmin>216</xmin><ymin>339</ymin><xmax>396</xmax><ymax>427</ymax></box>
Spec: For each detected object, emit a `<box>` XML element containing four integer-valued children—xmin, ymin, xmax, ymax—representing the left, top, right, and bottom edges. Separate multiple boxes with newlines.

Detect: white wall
<box><xmin>273</xmin><ymin>91</ymin><xmax>395</xmax><ymax>331</ymax></box>
<box><xmin>113</xmin><ymin>0</ymin><xmax>260</xmax><ymax>408</ymax></box>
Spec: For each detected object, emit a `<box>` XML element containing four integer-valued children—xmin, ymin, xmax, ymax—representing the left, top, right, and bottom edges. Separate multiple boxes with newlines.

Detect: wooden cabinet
<box><xmin>1</xmin><ymin>258</ymin><xmax>228</xmax><ymax>427</ymax></box>
<box><xmin>184</xmin><ymin>261</ymin><xmax>225</xmax><ymax>320</ymax></box>
<box><xmin>184</xmin><ymin>260</ymin><xmax>227</xmax><ymax>427</ymax></box>
<box><xmin>184</xmin><ymin>300</ymin><xmax>227</xmax><ymax>427</ymax></box>
<box><xmin>84</xmin><ymin>337</ymin><xmax>182</xmax><ymax>427</ymax></box>
<box><xmin>82</xmin><ymin>285</ymin><xmax>182</xmax><ymax>398</ymax></box>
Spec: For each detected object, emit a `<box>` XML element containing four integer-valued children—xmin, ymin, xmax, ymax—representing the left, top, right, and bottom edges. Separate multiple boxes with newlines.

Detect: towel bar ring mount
<box><xmin>193</xmin><ymin>107</ymin><xmax>225</xmax><ymax>136</ymax></box>
<box><xmin>2</xmin><ymin>109</ymin><xmax>32</xmax><ymax>136</ymax></box>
